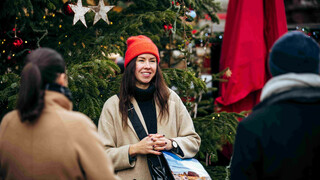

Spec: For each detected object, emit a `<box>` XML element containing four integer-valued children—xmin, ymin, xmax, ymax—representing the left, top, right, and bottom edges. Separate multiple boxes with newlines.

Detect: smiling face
<box><xmin>134</xmin><ymin>54</ymin><xmax>157</xmax><ymax>89</ymax></box>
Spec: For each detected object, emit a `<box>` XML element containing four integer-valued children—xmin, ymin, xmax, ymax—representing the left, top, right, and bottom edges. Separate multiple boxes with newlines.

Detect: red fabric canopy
<box><xmin>215</xmin><ymin>0</ymin><xmax>288</xmax><ymax>115</ymax></box>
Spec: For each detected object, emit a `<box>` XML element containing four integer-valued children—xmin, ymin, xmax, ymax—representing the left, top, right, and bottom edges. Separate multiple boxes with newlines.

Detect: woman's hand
<box><xmin>148</xmin><ymin>134</ymin><xmax>173</xmax><ymax>152</ymax></box>
<box><xmin>129</xmin><ymin>135</ymin><xmax>162</xmax><ymax>156</ymax></box>
<box><xmin>129</xmin><ymin>134</ymin><xmax>173</xmax><ymax>157</ymax></box>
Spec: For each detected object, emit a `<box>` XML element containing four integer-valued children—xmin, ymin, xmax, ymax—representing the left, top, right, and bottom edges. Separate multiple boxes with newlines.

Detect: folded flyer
<box><xmin>162</xmin><ymin>151</ymin><xmax>212</xmax><ymax>180</ymax></box>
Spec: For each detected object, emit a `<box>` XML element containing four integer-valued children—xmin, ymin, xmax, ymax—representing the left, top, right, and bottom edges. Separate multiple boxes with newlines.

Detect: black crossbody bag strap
<box><xmin>116</xmin><ymin>94</ymin><xmax>173</xmax><ymax>180</ymax></box>
<box><xmin>127</xmin><ymin>103</ymin><xmax>148</xmax><ymax>140</ymax></box>
<box><xmin>116</xmin><ymin>94</ymin><xmax>148</xmax><ymax>140</ymax></box>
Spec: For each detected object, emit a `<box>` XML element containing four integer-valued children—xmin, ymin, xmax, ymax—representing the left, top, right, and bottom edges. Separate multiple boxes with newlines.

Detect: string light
<box><xmin>52</xmin><ymin>13</ymin><xmax>55</xmax><ymax>17</ymax></box>
<box><xmin>43</xmin><ymin>15</ymin><xmax>46</xmax><ymax>19</ymax></box>
<box><xmin>24</xmin><ymin>41</ymin><xmax>28</xmax><ymax>43</ymax></box>
<box><xmin>59</xmin><ymin>25</ymin><xmax>62</xmax><ymax>28</ymax></box>
<box><xmin>58</xmin><ymin>42</ymin><xmax>61</xmax><ymax>45</ymax></box>
<box><xmin>65</xmin><ymin>35</ymin><xmax>68</xmax><ymax>38</ymax></box>
<box><xmin>2</xmin><ymin>50</ymin><xmax>5</xmax><ymax>53</ymax></box>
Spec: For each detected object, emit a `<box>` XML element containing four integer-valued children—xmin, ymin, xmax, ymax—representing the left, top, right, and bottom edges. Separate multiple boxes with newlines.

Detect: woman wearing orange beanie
<box><xmin>98</xmin><ymin>35</ymin><xmax>201</xmax><ymax>179</ymax></box>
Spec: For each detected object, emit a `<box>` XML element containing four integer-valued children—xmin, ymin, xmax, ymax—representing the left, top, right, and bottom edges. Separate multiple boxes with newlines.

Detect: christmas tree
<box><xmin>0</xmin><ymin>0</ymin><xmax>241</xmax><ymax>178</ymax></box>
<box><xmin>0</xmin><ymin>0</ymin><xmax>221</xmax><ymax>120</ymax></box>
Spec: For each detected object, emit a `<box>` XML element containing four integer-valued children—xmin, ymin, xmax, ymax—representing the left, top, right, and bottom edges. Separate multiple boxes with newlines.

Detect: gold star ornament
<box><xmin>225</xmin><ymin>68</ymin><xmax>232</xmax><ymax>78</ymax></box>
<box><xmin>89</xmin><ymin>0</ymin><xmax>114</xmax><ymax>25</ymax></box>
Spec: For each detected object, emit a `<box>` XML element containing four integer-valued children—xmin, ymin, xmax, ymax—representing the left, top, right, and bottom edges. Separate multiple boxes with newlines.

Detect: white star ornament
<box><xmin>89</xmin><ymin>0</ymin><xmax>114</xmax><ymax>25</ymax></box>
<box><xmin>69</xmin><ymin>0</ymin><xmax>91</xmax><ymax>28</ymax></box>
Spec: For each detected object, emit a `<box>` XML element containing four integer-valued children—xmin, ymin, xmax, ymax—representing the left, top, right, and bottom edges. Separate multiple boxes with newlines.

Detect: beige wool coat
<box><xmin>0</xmin><ymin>91</ymin><xmax>119</xmax><ymax>180</ymax></box>
<box><xmin>98</xmin><ymin>89</ymin><xmax>201</xmax><ymax>180</ymax></box>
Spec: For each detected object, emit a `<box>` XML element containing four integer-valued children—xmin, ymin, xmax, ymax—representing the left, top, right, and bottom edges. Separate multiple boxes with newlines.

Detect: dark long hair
<box><xmin>16</xmin><ymin>48</ymin><xmax>65</xmax><ymax>122</ymax></box>
<box><xmin>119</xmin><ymin>58</ymin><xmax>169</xmax><ymax>128</ymax></box>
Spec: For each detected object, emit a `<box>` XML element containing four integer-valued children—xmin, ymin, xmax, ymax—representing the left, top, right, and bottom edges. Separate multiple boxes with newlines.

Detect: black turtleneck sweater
<box><xmin>132</xmin><ymin>85</ymin><xmax>181</xmax><ymax>177</ymax></box>
<box><xmin>133</xmin><ymin>85</ymin><xmax>184</xmax><ymax>157</ymax></box>
<box><xmin>134</xmin><ymin>85</ymin><xmax>157</xmax><ymax>134</ymax></box>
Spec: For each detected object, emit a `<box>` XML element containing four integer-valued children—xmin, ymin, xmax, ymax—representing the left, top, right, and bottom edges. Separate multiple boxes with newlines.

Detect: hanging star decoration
<box><xmin>89</xmin><ymin>0</ymin><xmax>114</xmax><ymax>25</ymax></box>
<box><xmin>69</xmin><ymin>0</ymin><xmax>91</xmax><ymax>27</ymax></box>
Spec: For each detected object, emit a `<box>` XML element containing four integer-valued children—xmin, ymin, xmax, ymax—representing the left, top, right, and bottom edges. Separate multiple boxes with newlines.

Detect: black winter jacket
<box><xmin>230</xmin><ymin>87</ymin><xmax>320</xmax><ymax>180</ymax></box>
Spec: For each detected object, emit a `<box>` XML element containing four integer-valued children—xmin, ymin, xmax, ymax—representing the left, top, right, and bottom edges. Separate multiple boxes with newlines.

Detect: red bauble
<box><xmin>11</xmin><ymin>37</ymin><xmax>23</xmax><ymax>51</ymax></box>
<box><xmin>192</xmin><ymin>29</ymin><xmax>197</xmax><ymax>34</ymax></box>
<box><xmin>62</xmin><ymin>2</ymin><xmax>74</xmax><ymax>16</ymax></box>
<box><xmin>163</xmin><ymin>24</ymin><xmax>173</xmax><ymax>31</ymax></box>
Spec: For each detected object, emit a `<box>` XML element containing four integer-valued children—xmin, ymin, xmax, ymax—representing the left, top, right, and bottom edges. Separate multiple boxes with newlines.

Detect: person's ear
<box><xmin>56</xmin><ymin>73</ymin><xmax>68</xmax><ymax>87</ymax></box>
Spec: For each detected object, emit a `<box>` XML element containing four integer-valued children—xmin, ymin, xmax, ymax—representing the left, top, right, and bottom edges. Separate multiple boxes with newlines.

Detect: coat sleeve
<box><xmin>98</xmin><ymin>96</ymin><xmax>135</xmax><ymax>171</ymax></box>
<box><xmin>169</xmin><ymin>91</ymin><xmax>201</xmax><ymax>159</ymax></box>
<box><xmin>72</xmin><ymin>113</ymin><xmax>120</xmax><ymax>180</ymax></box>
<box><xmin>230</xmin><ymin>122</ymin><xmax>261</xmax><ymax>180</ymax></box>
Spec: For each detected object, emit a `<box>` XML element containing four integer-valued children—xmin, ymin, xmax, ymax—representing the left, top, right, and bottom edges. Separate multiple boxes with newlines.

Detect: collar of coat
<box><xmin>44</xmin><ymin>90</ymin><xmax>73</xmax><ymax>111</ymax></box>
<box><xmin>256</xmin><ymin>87</ymin><xmax>320</xmax><ymax>111</ymax></box>
<box><xmin>260</xmin><ymin>73</ymin><xmax>320</xmax><ymax>101</ymax></box>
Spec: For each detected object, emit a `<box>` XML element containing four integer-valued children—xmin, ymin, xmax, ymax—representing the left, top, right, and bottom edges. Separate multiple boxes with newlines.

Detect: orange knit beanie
<box><xmin>124</xmin><ymin>35</ymin><xmax>160</xmax><ymax>68</ymax></box>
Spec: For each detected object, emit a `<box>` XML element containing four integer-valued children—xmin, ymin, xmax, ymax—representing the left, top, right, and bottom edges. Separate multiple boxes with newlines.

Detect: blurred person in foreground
<box><xmin>0</xmin><ymin>48</ymin><xmax>119</xmax><ymax>180</ymax></box>
<box><xmin>230</xmin><ymin>31</ymin><xmax>320</xmax><ymax>179</ymax></box>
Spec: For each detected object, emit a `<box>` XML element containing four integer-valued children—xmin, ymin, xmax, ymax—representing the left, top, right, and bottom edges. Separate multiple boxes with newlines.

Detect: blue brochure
<box><xmin>162</xmin><ymin>151</ymin><xmax>212</xmax><ymax>180</ymax></box>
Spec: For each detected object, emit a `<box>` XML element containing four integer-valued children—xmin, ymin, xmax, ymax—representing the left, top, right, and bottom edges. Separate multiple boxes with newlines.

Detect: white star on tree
<box><xmin>69</xmin><ymin>0</ymin><xmax>91</xmax><ymax>27</ymax></box>
<box><xmin>89</xmin><ymin>0</ymin><xmax>114</xmax><ymax>25</ymax></box>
